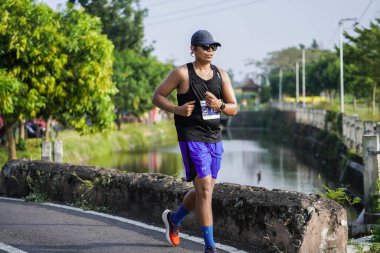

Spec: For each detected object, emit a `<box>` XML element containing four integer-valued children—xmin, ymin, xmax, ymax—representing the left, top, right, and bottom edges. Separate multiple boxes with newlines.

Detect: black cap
<box><xmin>191</xmin><ymin>30</ymin><xmax>221</xmax><ymax>47</ymax></box>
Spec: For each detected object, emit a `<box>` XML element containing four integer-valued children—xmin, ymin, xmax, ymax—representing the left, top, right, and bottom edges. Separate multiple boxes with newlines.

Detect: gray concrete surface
<box><xmin>0</xmin><ymin>160</ymin><xmax>348</xmax><ymax>253</ymax></box>
<box><xmin>0</xmin><ymin>198</ymin><xmax>242</xmax><ymax>253</ymax></box>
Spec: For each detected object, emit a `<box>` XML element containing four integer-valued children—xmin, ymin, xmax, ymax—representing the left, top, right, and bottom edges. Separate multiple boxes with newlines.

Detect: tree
<box><xmin>0</xmin><ymin>0</ymin><xmax>61</xmax><ymax>158</ymax></box>
<box><xmin>311</xmin><ymin>39</ymin><xmax>320</xmax><ymax>50</ymax></box>
<box><xmin>68</xmin><ymin>0</ymin><xmax>147</xmax><ymax>52</ymax></box>
<box><xmin>345</xmin><ymin>63</ymin><xmax>373</xmax><ymax>110</ymax></box>
<box><xmin>69</xmin><ymin>0</ymin><xmax>173</xmax><ymax>119</ymax></box>
<box><xmin>113</xmin><ymin>49</ymin><xmax>173</xmax><ymax>117</ymax></box>
<box><xmin>49</xmin><ymin>5</ymin><xmax>116</xmax><ymax>134</ymax></box>
<box><xmin>345</xmin><ymin>19</ymin><xmax>380</xmax><ymax>114</ymax></box>
<box><xmin>306</xmin><ymin>52</ymin><xmax>339</xmax><ymax>100</ymax></box>
<box><xmin>0</xmin><ymin>0</ymin><xmax>116</xmax><ymax>159</ymax></box>
<box><xmin>249</xmin><ymin>42</ymin><xmax>332</xmax><ymax>101</ymax></box>
<box><xmin>0</xmin><ymin>71</ymin><xmax>42</xmax><ymax>160</ymax></box>
<box><xmin>261</xmin><ymin>47</ymin><xmax>302</xmax><ymax>72</ymax></box>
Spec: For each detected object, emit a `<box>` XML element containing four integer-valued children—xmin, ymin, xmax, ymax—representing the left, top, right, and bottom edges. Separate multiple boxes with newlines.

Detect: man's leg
<box><xmin>171</xmin><ymin>189</ymin><xmax>195</xmax><ymax>225</ymax></box>
<box><xmin>163</xmin><ymin>141</ymin><xmax>197</xmax><ymax>247</ymax></box>
<box><xmin>162</xmin><ymin>188</ymin><xmax>196</xmax><ymax>246</ymax></box>
<box><xmin>163</xmin><ymin>141</ymin><xmax>220</xmax><ymax>250</ymax></box>
<box><xmin>193</xmin><ymin>175</ymin><xmax>217</xmax><ymax>250</ymax></box>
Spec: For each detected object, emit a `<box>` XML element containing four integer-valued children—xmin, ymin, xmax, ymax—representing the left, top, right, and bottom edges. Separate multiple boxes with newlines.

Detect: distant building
<box><xmin>234</xmin><ymin>78</ymin><xmax>261</xmax><ymax>111</ymax></box>
<box><xmin>235</xmin><ymin>78</ymin><xmax>260</xmax><ymax>93</ymax></box>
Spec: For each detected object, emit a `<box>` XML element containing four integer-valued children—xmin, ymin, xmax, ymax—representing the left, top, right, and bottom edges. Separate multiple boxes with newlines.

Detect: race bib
<box><xmin>200</xmin><ymin>100</ymin><xmax>220</xmax><ymax>120</ymax></box>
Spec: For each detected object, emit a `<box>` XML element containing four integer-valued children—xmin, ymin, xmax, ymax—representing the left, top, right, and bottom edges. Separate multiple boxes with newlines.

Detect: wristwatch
<box><xmin>219</xmin><ymin>102</ymin><xmax>226</xmax><ymax>112</ymax></box>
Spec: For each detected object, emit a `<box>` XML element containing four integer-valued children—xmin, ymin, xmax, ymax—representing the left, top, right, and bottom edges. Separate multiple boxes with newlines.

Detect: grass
<box><xmin>0</xmin><ymin>121</ymin><xmax>177</xmax><ymax>169</ymax></box>
<box><xmin>312</xmin><ymin>95</ymin><xmax>380</xmax><ymax>121</ymax></box>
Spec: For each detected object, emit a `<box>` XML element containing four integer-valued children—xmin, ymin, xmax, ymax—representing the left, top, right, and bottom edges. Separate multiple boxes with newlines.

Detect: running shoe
<box><xmin>162</xmin><ymin>209</ymin><xmax>180</xmax><ymax>246</ymax></box>
<box><xmin>205</xmin><ymin>246</ymin><xmax>218</xmax><ymax>253</ymax></box>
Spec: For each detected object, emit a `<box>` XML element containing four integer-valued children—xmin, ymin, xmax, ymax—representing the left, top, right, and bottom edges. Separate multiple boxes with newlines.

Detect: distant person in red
<box><xmin>152</xmin><ymin>30</ymin><xmax>237</xmax><ymax>253</ymax></box>
<box><xmin>26</xmin><ymin>118</ymin><xmax>46</xmax><ymax>138</ymax></box>
<box><xmin>36</xmin><ymin>118</ymin><xmax>46</xmax><ymax>129</ymax></box>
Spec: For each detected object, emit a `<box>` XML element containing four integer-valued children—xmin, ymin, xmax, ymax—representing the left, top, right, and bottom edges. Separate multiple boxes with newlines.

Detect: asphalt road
<box><xmin>0</xmin><ymin>197</ymin><xmax>246</xmax><ymax>253</ymax></box>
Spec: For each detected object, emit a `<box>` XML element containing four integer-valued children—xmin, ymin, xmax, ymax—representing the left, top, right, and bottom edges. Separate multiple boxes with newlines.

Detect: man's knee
<box><xmin>194</xmin><ymin>177</ymin><xmax>214</xmax><ymax>199</ymax></box>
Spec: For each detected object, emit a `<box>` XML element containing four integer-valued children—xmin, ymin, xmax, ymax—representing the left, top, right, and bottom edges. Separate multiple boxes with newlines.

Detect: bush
<box><xmin>16</xmin><ymin>140</ymin><xmax>27</xmax><ymax>151</ymax></box>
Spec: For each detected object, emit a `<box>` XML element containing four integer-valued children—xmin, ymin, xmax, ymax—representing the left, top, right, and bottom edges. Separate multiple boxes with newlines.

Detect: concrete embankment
<box><xmin>229</xmin><ymin>110</ymin><xmax>363</xmax><ymax>196</ymax></box>
<box><xmin>1</xmin><ymin>160</ymin><xmax>347</xmax><ymax>253</ymax></box>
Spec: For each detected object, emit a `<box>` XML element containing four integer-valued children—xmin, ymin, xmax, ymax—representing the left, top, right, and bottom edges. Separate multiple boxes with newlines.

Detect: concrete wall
<box><xmin>229</xmin><ymin>110</ymin><xmax>363</xmax><ymax>195</ymax></box>
<box><xmin>0</xmin><ymin>160</ymin><xmax>347</xmax><ymax>253</ymax></box>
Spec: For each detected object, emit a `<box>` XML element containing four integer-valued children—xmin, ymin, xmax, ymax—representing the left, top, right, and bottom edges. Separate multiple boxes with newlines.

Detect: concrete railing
<box><xmin>271</xmin><ymin>102</ymin><xmax>378</xmax><ymax>156</ymax></box>
<box><xmin>362</xmin><ymin>135</ymin><xmax>380</xmax><ymax>224</ymax></box>
<box><xmin>0</xmin><ymin>160</ymin><xmax>347</xmax><ymax>253</ymax></box>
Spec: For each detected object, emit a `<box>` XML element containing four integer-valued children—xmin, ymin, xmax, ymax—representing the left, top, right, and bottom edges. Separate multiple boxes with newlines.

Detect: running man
<box><xmin>152</xmin><ymin>30</ymin><xmax>237</xmax><ymax>253</ymax></box>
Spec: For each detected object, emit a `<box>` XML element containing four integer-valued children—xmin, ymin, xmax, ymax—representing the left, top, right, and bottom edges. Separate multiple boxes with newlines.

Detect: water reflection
<box><xmin>87</xmin><ymin>148</ymin><xmax>183</xmax><ymax>177</ymax></box>
<box><xmin>85</xmin><ymin>128</ymin><xmax>333</xmax><ymax>194</ymax></box>
<box><xmin>217</xmin><ymin>129</ymin><xmax>330</xmax><ymax>193</ymax></box>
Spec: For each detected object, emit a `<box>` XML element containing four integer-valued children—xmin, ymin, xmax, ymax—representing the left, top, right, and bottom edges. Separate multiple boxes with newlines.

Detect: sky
<box><xmin>44</xmin><ymin>0</ymin><xmax>380</xmax><ymax>81</ymax></box>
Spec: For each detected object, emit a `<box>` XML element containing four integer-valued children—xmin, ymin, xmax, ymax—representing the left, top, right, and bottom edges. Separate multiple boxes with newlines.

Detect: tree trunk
<box><xmin>18</xmin><ymin>119</ymin><xmax>26</xmax><ymax>142</ymax></box>
<box><xmin>6</xmin><ymin>125</ymin><xmax>17</xmax><ymax>160</ymax></box>
<box><xmin>372</xmin><ymin>83</ymin><xmax>377</xmax><ymax>116</ymax></box>
<box><xmin>45</xmin><ymin>116</ymin><xmax>52</xmax><ymax>141</ymax></box>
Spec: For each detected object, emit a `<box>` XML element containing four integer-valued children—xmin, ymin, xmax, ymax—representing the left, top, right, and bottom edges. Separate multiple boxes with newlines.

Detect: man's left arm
<box><xmin>220</xmin><ymin>69</ymin><xmax>238</xmax><ymax>116</ymax></box>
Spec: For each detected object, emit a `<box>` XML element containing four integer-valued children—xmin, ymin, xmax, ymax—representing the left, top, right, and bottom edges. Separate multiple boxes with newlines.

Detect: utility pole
<box><xmin>339</xmin><ymin>18</ymin><xmax>357</xmax><ymax>114</ymax></box>
<box><xmin>296</xmin><ymin>61</ymin><xmax>299</xmax><ymax>104</ymax></box>
<box><xmin>279</xmin><ymin>68</ymin><xmax>283</xmax><ymax>107</ymax></box>
<box><xmin>302</xmin><ymin>49</ymin><xmax>306</xmax><ymax>108</ymax></box>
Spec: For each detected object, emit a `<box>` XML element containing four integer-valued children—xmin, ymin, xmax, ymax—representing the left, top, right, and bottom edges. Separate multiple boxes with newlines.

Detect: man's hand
<box><xmin>174</xmin><ymin>101</ymin><xmax>196</xmax><ymax>117</ymax></box>
<box><xmin>205</xmin><ymin>91</ymin><xmax>222</xmax><ymax>110</ymax></box>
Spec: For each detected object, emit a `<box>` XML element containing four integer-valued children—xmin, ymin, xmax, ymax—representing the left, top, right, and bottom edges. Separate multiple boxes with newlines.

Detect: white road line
<box><xmin>0</xmin><ymin>242</ymin><xmax>28</xmax><ymax>253</ymax></box>
<box><xmin>0</xmin><ymin>197</ymin><xmax>248</xmax><ymax>253</ymax></box>
<box><xmin>0</xmin><ymin>197</ymin><xmax>24</xmax><ymax>202</ymax></box>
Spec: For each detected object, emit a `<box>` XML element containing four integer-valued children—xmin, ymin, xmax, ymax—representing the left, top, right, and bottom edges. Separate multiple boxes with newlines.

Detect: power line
<box><xmin>328</xmin><ymin>0</ymin><xmax>373</xmax><ymax>48</ymax></box>
<box><xmin>148</xmin><ymin>0</ymin><xmax>248</xmax><ymax>19</ymax></box>
<box><xmin>147</xmin><ymin>0</ymin><xmax>187</xmax><ymax>8</ymax></box>
<box><xmin>328</xmin><ymin>19</ymin><xmax>357</xmax><ymax>49</ymax></box>
<box><xmin>356</xmin><ymin>0</ymin><xmax>374</xmax><ymax>25</ymax></box>
<box><xmin>327</xmin><ymin>26</ymin><xmax>339</xmax><ymax>48</ymax></box>
<box><xmin>146</xmin><ymin>0</ymin><xmax>273</xmax><ymax>26</ymax></box>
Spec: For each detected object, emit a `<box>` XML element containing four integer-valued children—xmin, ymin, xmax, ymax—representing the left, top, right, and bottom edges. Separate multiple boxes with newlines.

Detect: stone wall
<box><xmin>0</xmin><ymin>160</ymin><xmax>347</xmax><ymax>253</ymax></box>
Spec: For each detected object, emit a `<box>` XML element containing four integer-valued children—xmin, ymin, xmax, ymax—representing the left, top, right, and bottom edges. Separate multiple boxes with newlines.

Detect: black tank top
<box><xmin>174</xmin><ymin>63</ymin><xmax>223</xmax><ymax>143</ymax></box>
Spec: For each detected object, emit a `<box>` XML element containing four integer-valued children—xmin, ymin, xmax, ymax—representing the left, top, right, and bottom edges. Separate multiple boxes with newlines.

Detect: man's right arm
<box><xmin>152</xmin><ymin>69</ymin><xmax>180</xmax><ymax>114</ymax></box>
<box><xmin>152</xmin><ymin>68</ymin><xmax>195</xmax><ymax>117</ymax></box>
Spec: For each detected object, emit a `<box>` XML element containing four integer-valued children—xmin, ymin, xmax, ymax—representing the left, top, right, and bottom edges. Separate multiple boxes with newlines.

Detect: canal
<box><xmin>85</xmin><ymin>128</ymin><xmax>337</xmax><ymax>194</ymax></box>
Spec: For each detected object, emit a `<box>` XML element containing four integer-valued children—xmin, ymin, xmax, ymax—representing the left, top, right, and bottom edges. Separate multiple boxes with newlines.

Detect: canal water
<box><xmin>86</xmin><ymin>128</ymin><xmax>337</xmax><ymax>194</ymax></box>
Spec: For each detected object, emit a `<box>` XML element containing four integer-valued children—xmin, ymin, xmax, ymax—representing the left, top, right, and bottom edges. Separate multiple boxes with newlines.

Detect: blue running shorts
<box><xmin>178</xmin><ymin>141</ymin><xmax>224</xmax><ymax>182</ymax></box>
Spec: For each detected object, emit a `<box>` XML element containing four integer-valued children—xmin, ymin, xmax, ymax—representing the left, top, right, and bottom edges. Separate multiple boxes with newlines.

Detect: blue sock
<box><xmin>201</xmin><ymin>226</ymin><xmax>216</xmax><ymax>248</ymax></box>
<box><xmin>171</xmin><ymin>204</ymin><xmax>190</xmax><ymax>225</ymax></box>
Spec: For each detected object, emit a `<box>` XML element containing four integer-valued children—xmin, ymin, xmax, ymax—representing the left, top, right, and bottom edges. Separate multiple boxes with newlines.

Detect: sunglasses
<box><xmin>198</xmin><ymin>44</ymin><xmax>218</xmax><ymax>52</ymax></box>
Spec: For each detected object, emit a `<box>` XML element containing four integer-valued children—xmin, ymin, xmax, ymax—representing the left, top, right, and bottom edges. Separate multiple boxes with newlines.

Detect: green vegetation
<box><xmin>0</xmin><ymin>0</ymin><xmax>173</xmax><ymax>161</ymax></box>
<box><xmin>314</xmin><ymin>182</ymin><xmax>380</xmax><ymax>252</ymax></box>
<box><xmin>348</xmin><ymin>239</ymin><xmax>366</xmax><ymax>253</ymax></box>
<box><xmin>371</xmin><ymin>227</ymin><xmax>380</xmax><ymax>252</ymax></box>
<box><xmin>314</xmin><ymin>95</ymin><xmax>380</xmax><ymax>122</ymax></box>
<box><xmin>68</xmin><ymin>0</ymin><xmax>174</xmax><ymax>117</ymax></box>
<box><xmin>25</xmin><ymin>171</ymin><xmax>52</xmax><ymax>202</ymax></box>
<box><xmin>251</xmin><ymin>18</ymin><xmax>380</xmax><ymax>122</ymax></box>
<box><xmin>0</xmin><ymin>0</ymin><xmax>116</xmax><ymax>160</ymax></box>
<box><xmin>69</xmin><ymin>0</ymin><xmax>147</xmax><ymax>52</ymax></box>
<box><xmin>317</xmin><ymin>185</ymin><xmax>361</xmax><ymax>206</ymax></box>
<box><xmin>113</xmin><ymin>49</ymin><xmax>173</xmax><ymax>117</ymax></box>
<box><xmin>350</xmin><ymin>231</ymin><xmax>380</xmax><ymax>253</ymax></box>
<box><xmin>0</xmin><ymin>122</ymin><xmax>177</xmax><ymax>168</ymax></box>
<box><xmin>69</xmin><ymin>171</ymin><xmax>113</xmax><ymax>212</ymax></box>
